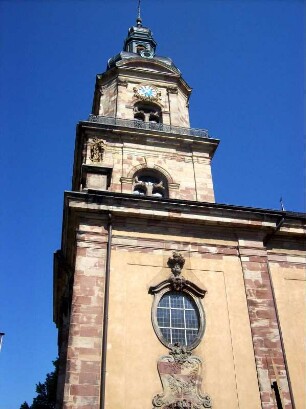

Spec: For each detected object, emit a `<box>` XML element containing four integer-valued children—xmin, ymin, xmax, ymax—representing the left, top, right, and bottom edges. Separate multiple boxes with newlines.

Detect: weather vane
<box><xmin>136</xmin><ymin>0</ymin><xmax>142</xmax><ymax>27</ymax></box>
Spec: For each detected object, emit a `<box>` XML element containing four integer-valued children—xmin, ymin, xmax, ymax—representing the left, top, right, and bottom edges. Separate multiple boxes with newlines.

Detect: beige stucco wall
<box><xmin>105</xmin><ymin>226</ymin><xmax>261</xmax><ymax>409</ymax></box>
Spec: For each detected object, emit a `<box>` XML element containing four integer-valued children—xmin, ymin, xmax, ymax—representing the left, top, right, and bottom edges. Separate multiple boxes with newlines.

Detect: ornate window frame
<box><xmin>149</xmin><ymin>252</ymin><xmax>206</xmax><ymax>351</ymax></box>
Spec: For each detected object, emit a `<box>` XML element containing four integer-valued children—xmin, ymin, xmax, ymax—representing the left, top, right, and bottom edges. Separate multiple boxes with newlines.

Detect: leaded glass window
<box><xmin>156</xmin><ymin>291</ymin><xmax>200</xmax><ymax>346</ymax></box>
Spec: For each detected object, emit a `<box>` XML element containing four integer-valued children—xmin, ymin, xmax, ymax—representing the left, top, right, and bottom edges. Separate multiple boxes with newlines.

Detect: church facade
<box><xmin>53</xmin><ymin>13</ymin><xmax>306</xmax><ymax>409</ymax></box>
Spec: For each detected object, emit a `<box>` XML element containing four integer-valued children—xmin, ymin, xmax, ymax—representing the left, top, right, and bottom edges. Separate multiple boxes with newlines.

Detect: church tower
<box><xmin>54</xmin><ymin>7</ymin><xmax>305</xmax><ymax>409</ymax></box>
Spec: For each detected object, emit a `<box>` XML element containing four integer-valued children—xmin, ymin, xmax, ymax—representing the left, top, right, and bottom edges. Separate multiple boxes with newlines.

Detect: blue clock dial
<box><xmin>138</xmin><ymin>85</ymin><xmax>157</xmax><ymax>99</ymax></box>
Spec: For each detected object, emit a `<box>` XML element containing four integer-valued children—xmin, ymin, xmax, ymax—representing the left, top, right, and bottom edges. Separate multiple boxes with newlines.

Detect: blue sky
<box><xmin>0</xmin><ymin>0</ymin><xmax>304</xmax><ymax>407</ymax></box>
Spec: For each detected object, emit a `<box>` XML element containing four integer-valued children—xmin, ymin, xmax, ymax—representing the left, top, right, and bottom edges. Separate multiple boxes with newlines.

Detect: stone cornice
<box><xmin>97</xmin><ymin>62</ymin><xmax>192</xmax><ymax>97</ymax></box>
<box><xmin>77</xmin><ymin>121</ymin><xmax>219</xmax><ymax>155</ymax></box>
<box><xmin>63</xmin><ymin>190</ymin><xmax>306</xmax><ymax>235</ymax></box>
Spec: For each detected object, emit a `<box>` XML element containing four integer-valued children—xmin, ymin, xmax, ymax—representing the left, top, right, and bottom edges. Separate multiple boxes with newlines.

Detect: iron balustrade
<box><xmin>88</xmin><ymin>115</ymin><xmax>210</xmax><ymax>139</ymax></box>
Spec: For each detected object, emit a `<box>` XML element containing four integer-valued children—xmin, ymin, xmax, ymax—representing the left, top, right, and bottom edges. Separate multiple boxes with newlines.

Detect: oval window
<box><xmin>156</xmin><ymin>291</ymin><xmax>201</xmax><ymax>347</ymax></box>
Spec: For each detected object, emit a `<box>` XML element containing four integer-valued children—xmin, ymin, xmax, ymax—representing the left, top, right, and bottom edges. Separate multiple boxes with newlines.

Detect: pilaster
<box><xmin>60</xmin><ymin>220</ymin><xmax>108</xmax><ymax>409</ymax></box>
<box><xmin>237</xmin><ymin>235</ymin><xmax>293</xmax><ymax>409</ymax></box>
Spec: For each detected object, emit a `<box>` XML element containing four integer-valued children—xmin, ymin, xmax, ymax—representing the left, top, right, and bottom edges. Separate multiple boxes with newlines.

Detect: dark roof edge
<box><xmin>64</xmin><ymin>190</ymin><xmax>306</xmax><ymax>221</ymax></box>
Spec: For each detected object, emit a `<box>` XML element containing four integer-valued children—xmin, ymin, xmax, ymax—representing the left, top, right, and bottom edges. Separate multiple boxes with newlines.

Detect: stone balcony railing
<box><xmin>88</xmin><ymin>115</ymin><xmax>210</xmax><ymax>139</ymax></box>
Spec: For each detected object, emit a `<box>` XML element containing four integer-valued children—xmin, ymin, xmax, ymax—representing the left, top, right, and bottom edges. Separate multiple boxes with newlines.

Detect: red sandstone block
<box><xmin>253</xmin><ymin>289</ymin><xmax>272</xmax><ymax>299</ymax></box>
<box><xmin>243</xmin><ymin>264</ymin><xmax>267</xmax><ymax>272</ymax></box>
<box><xmin>78</xmin><ymin>276</ymin><xmax>97</xmax><ymax>286</ymax></box>
<box><xmin>270</xmin><ymin>357</ymin><xmax>286</xmax><ymax>366</ymax></box>
<box><xmin>74</xmin><ymin>406</ymin><xmax>99</xmax><ymax>409</ymax></box>
<box><xmin>263</xmin><ymin>338</ymin><xmax>281</xmax><ymax>349</ymax></box>
<box><xmin>82</xmin><ymin>405</ymin><xmax>100</xmax><ymax>409</ymax></box>
<box><xmin>79</xmin><ymin>327</ymin><xmax>100</xmax><ymax>337</ymax></box>
<box><xmin>79</xmin><ymin>371</ymin><xmax>99</xmax><ymax>385</ymax></box>
<box><xmin>255</xmin><ymin>349</ymin><xmax>280</xmax><ymax>359</ymax></box>
<box><xmin>74</xmin><ymin>270</ymin><xmax>85</xmax><ymax>277</ymax></box>
<box><xmin>244</xmin><ymin>279</ymin><xmax>260</xmax><ymax>289</ymax></box>
<box><xmin>201</xmin><ymin>253</ymin><xmax>223</xmax><ymax>260</ymax></box>
<box><xmin>260</xmin><ymin>393</ymin><xmax>274</xmax><ymax>408</ymax></box>
<box><xmin>81</xmin><ymin>361</ymin><xmax>100</xmax><ymax>373</ymax></box>
<box><xmin>70</xmin><ymin>313</ymin><xmax>97</xmax><ymax>325</ymax></box>
<box><xmin>218</xmin><ymin>247</ymin><xmax>237</xmax><ymax>255</ymax></box>
<box><xmin>74</xmin><ymin>296</ymin><xmax>95</xmax><ymax>305</ymax></box>
<box><xmin>252</xmin><ymin>320</ymin><xmax>275</xmax><ymax>330</ymax></box>
<box><xmin>76</xmin><ymin>247</ymin><xmax>87</xmax><ymax>257</ymax></box>
<box><xmin>70</xmin><ymin>384</ymin><xmax>99</xmax><ymax>396</ymax></box>
<box><xmin>67</xmin><ymin>346</ymin><xmax>100</xmax><ymax>359</ymax></box>
<box><xmin>69</xmin><ymin>327</ymin><xmax>81</xmax><ymax>337</ymax></box>
<box><xmin>66</xmin><ymin>359</ymin><xmax>79</xmax><ymax>373</ymax></box>
<box><xmin>256</xmin><ymin>309</ymin><xmax>276</xmax><ymax>320</ymax></box>
<box><xmin>78</xmin><ymin>306</ymin><xmax>102</xmax><ymax>314</ymax></box>
<box><xmin>74</xmin><ymin>347</ymin><xmax>101</xmax><ymax>357</ymax></box>
<box><xmin>248</xmin><ymin>256</ymin><xmax>267</xmax><ymax>262</ymax></box>
<box><xmin>76</xmin><ymin>287</ymin><xmax>96</xmax><ymax>297</ymax></box>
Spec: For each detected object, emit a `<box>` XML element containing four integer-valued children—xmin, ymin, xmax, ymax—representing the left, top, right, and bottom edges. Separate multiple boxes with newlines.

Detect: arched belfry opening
<box><xmin>132</xmin><ymin>168</ymin><xmax>168</xmax><ymax>198</ymax></box>
<box><xmin>133</xmin><ymin>101</ymin><xmax>162</xmax><ymax>124</ymax></box>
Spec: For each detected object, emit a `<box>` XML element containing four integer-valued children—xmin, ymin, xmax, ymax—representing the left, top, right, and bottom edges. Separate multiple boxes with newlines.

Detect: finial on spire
<box><xmin>280</xmin><ymin>197</ymin><xmax>286</xmax><ymax>211</ymax></box>
<box><xmin>136</xmin><ymin>0</ymin><xmax>142</xmax><ymax>27</ymax></box>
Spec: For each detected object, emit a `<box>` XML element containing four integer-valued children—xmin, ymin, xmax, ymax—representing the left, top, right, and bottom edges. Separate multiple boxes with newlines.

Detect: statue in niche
<box><xmin>90</xmin><ymin>138</ymin><xmax>105</xmax><ymax>163</ymax></box>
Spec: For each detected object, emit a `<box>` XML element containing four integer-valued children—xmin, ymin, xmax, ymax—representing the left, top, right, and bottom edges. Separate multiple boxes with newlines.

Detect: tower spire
<box><xmin>136</xmin><ymin>0</ymin><xmax>142</xmax><ymax>27</ymax></box>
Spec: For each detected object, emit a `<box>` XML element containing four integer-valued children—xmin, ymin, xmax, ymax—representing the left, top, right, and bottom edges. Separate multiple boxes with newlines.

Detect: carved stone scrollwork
<box><xmin>150</xmin><ymin>252</ymin><xmax>211</xmax><ymax>408</ymax></box>
<box><xmin>165</xmin><ymin>399</ymin><xmax>212</xmax><ymax>409</ymax></box>
<box><xmin>149</xmin><ymin>252</ymin><xmax>206</xmax><ymax>298</ymax></box>
<box><xmin>90</xmin><ymin>138</ymin><xmax>105</xmax><ymax>163</ymax></box>
<box><xmin>167</xmin><ymin>252</ymin><xmax>185</xmax><ymax>276</ymax></box>
<box><xmin>169</xmin><ymin>343</ymin><xmax>191</xmax><ymax>364</ymax></box>
<box><xmin>165</xmin><ymin>400</ymin><xmax>193</xmax><ymax>409</ymax></box>
<box><xmin>152</xmin><ymin>346</ymin><xmax>212</xmax><ymax>409</ymax></box>
<box><xmin>170</xmin><ymin>276</ymin><xmax>186</xmax><ymax>291</ymax></box>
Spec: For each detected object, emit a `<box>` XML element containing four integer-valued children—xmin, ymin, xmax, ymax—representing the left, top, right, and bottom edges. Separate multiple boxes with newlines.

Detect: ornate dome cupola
<box><xmin>94</xmin><ymin>0</ymin><xmax>195</xmax><ymax>129</ymax></box>
<box><xmin>107</xmin><ymin>1</ymin><xmax>179</xmax><ymax>72</ymax></box>
<box><xmin>123</xmin><ymin>2</ymin><xmax>157</xmax><ymax>57</ymax></box>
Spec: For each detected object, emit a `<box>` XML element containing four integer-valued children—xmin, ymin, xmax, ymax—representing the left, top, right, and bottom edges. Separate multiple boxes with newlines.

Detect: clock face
<box><xmin>138</xmin><ymin>85</ymin><xmax>157</xmax><ymax>99</ymax></box>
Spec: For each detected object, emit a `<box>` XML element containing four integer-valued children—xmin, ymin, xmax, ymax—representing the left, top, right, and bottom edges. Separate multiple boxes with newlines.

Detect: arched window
<box><xmin>133</xmin><ymin>102</ymin><xmax>162</xmax><ymax>124</ymax></box>
<box><xmin>132</xmin><ymin>169</ymin><xmax>168</xmax><ymax>198</ymax></box>
<box><xmin>136</xmin><ymin>44</ymin><xmax>146</xmax><ymax>55</ymax></box>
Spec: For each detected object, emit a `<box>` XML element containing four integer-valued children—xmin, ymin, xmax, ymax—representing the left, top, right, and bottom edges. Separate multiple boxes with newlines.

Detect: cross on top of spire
<box><xmin>136</xmin><ymin>0</ymin><xmax>142</xmax><ymax>27</ymax></box>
